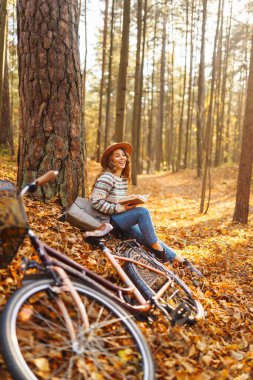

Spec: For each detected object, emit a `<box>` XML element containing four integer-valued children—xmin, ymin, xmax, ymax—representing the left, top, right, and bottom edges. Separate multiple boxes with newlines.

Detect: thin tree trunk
<box><xmin>200</xmin><ymin>0</ymin><xmax>222</xmax><ymax>213</ymax></box>
<box><xmin>114</xmin><ymin>0</ymin><xmax>130</xmax><ymax>141</ymax></box>
<box><xmin>233</xmin><ymin>35</ymin><xmax>253</xmax><ymax>223</ymax></box>
<box><xmin>147</xmin><ymin>6</ymin><xmax>158</xmax><ymax>174</ymax></box>
<box><xmin>183</xmin><ymin>0</ymin><xmax>194</xmax><ymax>169</ymax></box>
<box><xmin>214</xmin><ymin>0</ymin><xmax>225</xmax><ymax>167</ymax></box>
<box><xmin>136</xmin><ymin>0</ymin><xmax>147</xmax><ymax>174</ymax></box>
<box><xmin>104</xmin><ymin>0</ymin><xmax>115</xmax><ymax>149</ymax></box>
<box><xmin>196</xmin><ymin>0</ymin><xmax>207</xmax><ymax>177</ymax></box>
<box><xmin>155</xmin><ymin>9</ymin><xmax>166</xmax><ymax>172</ymax></box>
<box><xmin>176</xmin><ymin>1</ymin><xmax>188</xmax><ymax>171</ymax></box>
<box><xmin>0</xmin><ymin>53</ymin><xmax>14</xmax><ymax>154</ymax></box>
<box><xmin>0</xmin><ymin>0</ymin><xmax>8</xmax><ymax>125</ymax></box>
<box><xmin>131</xmin><ymin>0</ymin><xmax>142</xmax><ymax>185</ymax></box>
<box><xmin>96</xmin><ymin>0</ymin><xmax>109</xmax><ymax>161</ymax></box>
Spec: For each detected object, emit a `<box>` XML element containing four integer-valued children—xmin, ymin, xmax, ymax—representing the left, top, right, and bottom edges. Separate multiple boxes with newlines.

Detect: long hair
<box><xmin>92</xmin><ymin>149</ymin><xmax>131</xmax><ymax>190</ymax></box>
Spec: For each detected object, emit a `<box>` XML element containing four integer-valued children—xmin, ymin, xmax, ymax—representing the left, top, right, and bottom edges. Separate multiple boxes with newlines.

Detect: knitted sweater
<box><xmin>91</xmin><ymin>172</ymin><xmax>128</xmax><ymax>214</ymax></box>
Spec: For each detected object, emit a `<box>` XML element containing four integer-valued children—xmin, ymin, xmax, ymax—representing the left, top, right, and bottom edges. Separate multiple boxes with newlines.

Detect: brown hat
<box><xmin>101</xmin><ymin>142</ymin><xmax>133</xmax><ymax>168</ymax></box>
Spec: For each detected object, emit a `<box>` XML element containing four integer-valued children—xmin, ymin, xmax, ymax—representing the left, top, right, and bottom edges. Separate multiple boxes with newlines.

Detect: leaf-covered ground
<box><xmin>0</xmin><ymin>156</ymin><xmax>252</xmax><ymax>380</ymax></box>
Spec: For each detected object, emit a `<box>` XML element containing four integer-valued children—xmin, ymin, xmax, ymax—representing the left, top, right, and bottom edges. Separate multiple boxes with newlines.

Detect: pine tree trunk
<box><xmin>96</xmin><ymin>0</ymin><xmax>109</xmax><ymax>161</ymax></box>
<box><xmin>200</xmin><ymin>0</ymin><xmax>221</xmax><ymax>213</ymax></box>
<box><xmin>146</xmin><ymin>6</ymin><xmax>158</xmax><ymax>174</ymax></box>
<box><xmin>0</xmin><ymin>53</ymin><xmax>14</xmax><ymax>154</ymax></box>
<box><xmin>155</xmin><ymin>10</ymin><xmax>166</xmax><ymax>172</ymax></box>
<box><xmin>104</xmin><ymin>0</ymin><xmax>115</xmax><ymax>149</ymax></box>
<box><xmin>176</xmin><ymin>1</ymin><xmax>188</xmax><ymax>171</ymax></box>
<box><xmin>183</xmin><ymin>0</ymin><xmax>194</xmax><ymax>169</ymax></box>
<box><xmin>131</xmin><ymin>0</ymin><xmax>142</xmax><ymax>185</ymax></box>
<box><xmin>114</xmin><ymin>0</ymin><xmax>130</xmax><ymax>141</ymax></box>
<box><xmin>233</xmin><ymin>35</ymin><xmax>253</xmax><ymax>224</ymax></box>
<box><xmin>17</xmin><ymin>0</ymin><xmax>85</xmax><ymax>207</ymax></box>
<box><xmin>0</xmin><ymin>0</ymin><xmax>8</xmax><ymax>124</ymax></box>
<box><xmin>196</xmin><ymin>0</ymin><xmax>207</xmax><ymax>177</ymax></box>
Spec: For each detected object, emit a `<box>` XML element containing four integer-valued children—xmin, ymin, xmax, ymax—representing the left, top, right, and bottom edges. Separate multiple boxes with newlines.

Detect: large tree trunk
<box><xmin>233</xmin><ymin>35</ymin><xmax>253</xmax><ymax>224</ymax></box>
<box><xmin>114</xmin><ymin>0</ymin><xmax>130</xmax><ymax>141</ymax></box>
<box><xmin>17</xmin><ymin>0</ymin><xmax>85</xmax><ymax>207</ymax></box>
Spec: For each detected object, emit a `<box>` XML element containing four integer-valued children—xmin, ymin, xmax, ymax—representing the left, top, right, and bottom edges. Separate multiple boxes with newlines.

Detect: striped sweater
<box><xmin>91</xmin><ymin>172</ymin><xmax>128</xmax><ymax>214</ymax></box>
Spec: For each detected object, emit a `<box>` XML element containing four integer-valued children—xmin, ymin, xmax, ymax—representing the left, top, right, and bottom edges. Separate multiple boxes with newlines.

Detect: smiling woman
<box><xmin>90</xmin><ymin>142</ymin><xmax>203</xmax><ymax>276</ymax></box>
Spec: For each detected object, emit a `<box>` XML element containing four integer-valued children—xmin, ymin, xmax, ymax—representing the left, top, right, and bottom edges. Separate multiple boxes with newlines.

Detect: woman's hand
<box><xmin>124</xmin><ymin>202</ymin><xmax>137</xmax><ymax>211</ymax></box>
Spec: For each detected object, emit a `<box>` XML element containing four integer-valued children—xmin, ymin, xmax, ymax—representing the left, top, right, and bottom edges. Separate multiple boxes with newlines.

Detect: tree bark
<box><xmin>114</xmin><ymin>0</ymin><xmax>130</xmax><ymax>141</ymax></box>
<box><xmin>17</xmin><ymin>0</ymin><xmax>85</xmax><ymax>207</ymax></box>
<box><xmin>233</xmin><ymin>35</ymin><xmax>253</xmax><ymax>224</ymax></box>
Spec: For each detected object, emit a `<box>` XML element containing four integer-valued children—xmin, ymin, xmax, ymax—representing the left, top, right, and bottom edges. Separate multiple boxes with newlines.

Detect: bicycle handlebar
<box><xmin>35</xmin><ymin>171</ymin><xmax>59</xmax><ymax>186</ymax></box>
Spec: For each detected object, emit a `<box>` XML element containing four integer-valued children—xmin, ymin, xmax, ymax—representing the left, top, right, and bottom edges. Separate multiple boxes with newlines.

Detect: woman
<box><xmin>91</xmin><ymin>142</ymin><xmax>202</xmax><ymax>276</ymax></box>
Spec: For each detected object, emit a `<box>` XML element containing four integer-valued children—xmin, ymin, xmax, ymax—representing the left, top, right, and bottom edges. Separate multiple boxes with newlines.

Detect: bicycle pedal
<box><xmin>170</xmin><ymin>302</ymin><xmax>191</xmax><ymax>326</ymax></box>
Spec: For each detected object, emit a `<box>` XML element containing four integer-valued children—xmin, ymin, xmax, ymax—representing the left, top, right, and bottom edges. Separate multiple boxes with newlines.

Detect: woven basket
<box><xmin>0</xmin><ymin>181</ymin><xmax>28</xmax><ymax>269</ymax></box>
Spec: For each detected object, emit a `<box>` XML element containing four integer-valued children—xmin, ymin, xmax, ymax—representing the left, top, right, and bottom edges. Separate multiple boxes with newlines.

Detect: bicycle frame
<box><xmin>28</xmin><ymin>229</ymin><xmax>174</xmax><ymax>316</ymax></box>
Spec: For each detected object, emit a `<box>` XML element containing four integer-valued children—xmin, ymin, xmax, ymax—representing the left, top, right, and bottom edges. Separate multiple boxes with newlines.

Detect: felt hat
<box><xmin>101</xmin><ymin>142</ymin><xmax>133</xmax><ymax>168</ymax></box>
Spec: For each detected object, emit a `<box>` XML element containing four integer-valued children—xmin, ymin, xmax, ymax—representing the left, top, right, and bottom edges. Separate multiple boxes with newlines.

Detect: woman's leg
<box><xmin>111</xmin><ymin>208</ymin><xmax>202</xmax><ymax>275</ymax></box>
<box><xmin>111</xmin><ymin>217</ymin><xmax>177</xmax><ymax>262</ymax></box>
<box><xmin>111</xmin><ymin>207</ymin><xmax>158</xmax><ymax>246</ymax></box>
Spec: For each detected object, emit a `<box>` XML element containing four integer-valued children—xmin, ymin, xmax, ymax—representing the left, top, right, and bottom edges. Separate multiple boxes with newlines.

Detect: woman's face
<box><xmin>110</xmin><ymin>149</ymin><xmax>127</xmax><ymax>173</ymax></box>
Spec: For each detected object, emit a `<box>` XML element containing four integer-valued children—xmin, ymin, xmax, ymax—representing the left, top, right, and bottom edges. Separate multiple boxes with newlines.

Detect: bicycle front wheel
<box><xmin>0</xmin><ymin>277</ymin><xmax>154</xmax><ymax>380</ymax></box>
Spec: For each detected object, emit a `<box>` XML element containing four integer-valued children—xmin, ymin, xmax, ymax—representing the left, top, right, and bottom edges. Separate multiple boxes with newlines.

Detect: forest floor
<box><xmin>0</xmin><ymin>155</ymin><xmax>253</xmax><ymax>380</ymax></box>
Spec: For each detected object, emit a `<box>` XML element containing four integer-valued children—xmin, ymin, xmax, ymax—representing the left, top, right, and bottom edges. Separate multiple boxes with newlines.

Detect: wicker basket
<box><xmin>0</xmin><ymin>180</ymin><xmax>28</xmax><ymax>269</ymax></box>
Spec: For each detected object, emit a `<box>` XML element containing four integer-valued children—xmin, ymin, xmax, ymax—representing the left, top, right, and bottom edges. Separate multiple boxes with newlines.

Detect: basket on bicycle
<box><xmin>0</xmin><ymin>180</ymin><xmax>28</xmax><ymax>269</ymax></box>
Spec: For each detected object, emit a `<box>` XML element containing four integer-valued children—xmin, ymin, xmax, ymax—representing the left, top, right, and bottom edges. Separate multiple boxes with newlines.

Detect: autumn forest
<box><xmin>0</xmin><ymin>0</ymin><xmax>253</xmax><ymax>379</ymax></box>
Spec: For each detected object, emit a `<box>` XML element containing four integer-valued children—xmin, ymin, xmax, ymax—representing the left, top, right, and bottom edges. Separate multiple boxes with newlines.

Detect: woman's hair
<box><xmin>91</xmin><ymin>148</ymin><xmax>131</xmax><ymax>190</ymax></box>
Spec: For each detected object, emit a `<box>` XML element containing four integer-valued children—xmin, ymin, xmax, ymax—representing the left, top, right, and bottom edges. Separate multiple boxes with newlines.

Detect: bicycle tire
<box><xmin>0</xmin><ymin>277</ymin><xmax>155</xmax><ymax>380</ymax></box>
<box><xmin>117</xmin><ymin>241</ymin><xmax>204</xmax><ymax>325</ymax></box>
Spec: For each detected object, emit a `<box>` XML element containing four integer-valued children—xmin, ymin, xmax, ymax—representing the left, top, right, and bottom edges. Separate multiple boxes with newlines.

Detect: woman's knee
<box><xmin>136</xmin><ymin>206</ymin><xmax>150</xmax><ymax>218</ymax></box>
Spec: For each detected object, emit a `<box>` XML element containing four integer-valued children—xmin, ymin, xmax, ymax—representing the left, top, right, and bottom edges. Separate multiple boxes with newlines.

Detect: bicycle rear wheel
<box><xmin>0</xmin><ymin>277</ymin><xmax>154</xmax><ymax>380</ymax></box>
<box><xmin>117</xmin><ymin>241</ymin><xmax>204</xmax><ymax>325</ymax></box>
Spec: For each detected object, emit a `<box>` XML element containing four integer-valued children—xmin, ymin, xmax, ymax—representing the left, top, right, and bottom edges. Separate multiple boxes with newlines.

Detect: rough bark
<box><xmin>17</xmin><ymin>0</ymin><xmax>85</xmax><ymax>207</ymax></box>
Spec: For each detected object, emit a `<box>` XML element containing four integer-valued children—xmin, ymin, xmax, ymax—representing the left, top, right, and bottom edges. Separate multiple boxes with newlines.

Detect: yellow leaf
<box><xmin>33</xmin><ymin>358</ymin><xmax>50</xmax><ymax>372</ymax></box>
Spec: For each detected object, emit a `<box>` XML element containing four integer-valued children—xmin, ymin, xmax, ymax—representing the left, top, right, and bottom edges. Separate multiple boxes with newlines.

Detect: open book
<box><xmin>119</xmin><ymin>194</ymin><xmax>149</xmax><ymax>206</ymax></box>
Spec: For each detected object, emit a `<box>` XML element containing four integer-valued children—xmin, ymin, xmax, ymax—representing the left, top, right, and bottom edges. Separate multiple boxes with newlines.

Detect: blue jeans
<box><xmin>111</xmin><ymin>207</ymin><xmax>176</xmax><ymax>262</ymax></box>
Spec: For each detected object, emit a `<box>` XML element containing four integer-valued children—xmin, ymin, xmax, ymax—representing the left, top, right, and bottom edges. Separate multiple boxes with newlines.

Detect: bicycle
<box><xmin>0</xmin><ymin>171</ymin><xmax>204</xmax><ymax>380</ymax></box>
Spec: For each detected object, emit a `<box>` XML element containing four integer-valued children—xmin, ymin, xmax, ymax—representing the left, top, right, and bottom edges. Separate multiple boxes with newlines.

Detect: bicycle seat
<box><xmin>83</xmin><ymin>223</ymin><xmax>113</xmax><ymax>239</ymax></box>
